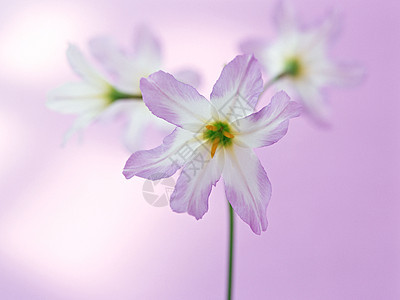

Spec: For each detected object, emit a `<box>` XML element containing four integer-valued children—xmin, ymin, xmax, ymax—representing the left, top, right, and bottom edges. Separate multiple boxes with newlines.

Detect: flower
<box><xmin>123</xmin><ymin>54</ymin><xmax>302</xmax><ymax>234</ymax></box>
<box><xmin>47</xmin><ymin>27</ymin><xmax>199</xmax><ymax>150</ymax></box>
<box><xmin>241</xmin><ymin>1</ymin><xmax>363</xmax><ymax>123</ymax></box>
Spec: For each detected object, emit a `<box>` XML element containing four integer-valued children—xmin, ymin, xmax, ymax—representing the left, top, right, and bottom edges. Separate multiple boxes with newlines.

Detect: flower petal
<box><xmin>223</xmin><ymin>146</ymin><xmax>271</xmax><ymax>235</ymax></box>
<box><xmin>132</xmin><ymin>26</ymin><xmax>162</xmax><ymax>72</ymax></box>
<box><xmin>62</xmin><ymin>109</ymin><xmax>103</xmax><ymax>145</ymax></box>
<box><xmin>173</xmin><ymin>69</ymin><xmax>201</xmax><ymax>88</ymax></box>
<box><xmin>274</xmin><ymin>0</ymin><xmax>298</xmax><ymax>34</ymax></box>
<box><xmin>89</xmin><ymin>38</ymin><xmax>131</xmax><ymax>77</ymax></box>
<box><xmin>47</xmin><ymin>82</ymin><xmax>108</xmax><ymax>114</ymax></box>
<box><xmin>122</xmin><ymin>102</ymin><xmax>172</xmax><ymax>152</ymax></box>
<box><xmin>313</xmin><ymin>62</ymin><xmax>365</xmax><ymax>87</ymax></box>
<box><xmin>294</xmin><ymin>82</ymin><xmax>330</xmax><ymax>124</ymax></box>
<box><xmin>123</xmin><ymin>127</ymin><xmax>203</xmax><ymax>180</ymax></box>
<box><xmin>170</xmin><ymin>145</ymin><xmax>224</xmax><ymax>220</ymax></box>
<box><xmin>140</xmin><ymin>71</ymin><xmax>212</xmax><ymax>131</ymax></box>
<box><xmin>66</xmin><ymin>44</ymin><xmax>107</xmax><ymax>87</ymax></box>
<box><xmin>89</xmin><ymin>36</ymin><xmax>153</xmax><ymax>94</ymax></box>
<box><xmin>233</xmin><ymin>91</ymin><xmax>302</xmax><ymax>148</ymax></box>
<box><xmin>307</xmin><ymin>10</ymin><xmax>342</xmax><ymax>46</ymax></box>
<box><xmin>123</xmin><ymin>111</ymin><xmax>149</xmax><ymax>152</ymax></box>
<box><xmin>210</xmin><ymin>54</ymin><xmax>263</xmax><ymax>122</ymax></box>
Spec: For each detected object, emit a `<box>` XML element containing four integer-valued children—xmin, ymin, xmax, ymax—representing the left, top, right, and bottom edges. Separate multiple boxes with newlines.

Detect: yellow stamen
<box><xmin>206</xmin><ymin>125</ymin><xmax>218</xmax><ymax>131</ymax></box>
<box><xmin>211</xmin><ymin>138</ymin><xmax>219</xmax><ymax>158</ymax></box>
<box><xmin>223</xmin><ymin>131</ymin><xmax>234</xmax><ymax>139</ymax></box>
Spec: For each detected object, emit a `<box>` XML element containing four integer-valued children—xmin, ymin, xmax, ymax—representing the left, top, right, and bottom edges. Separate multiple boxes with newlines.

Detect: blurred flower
<box><xmin>47</xmin><ymin>27</ymin><xmax>200</xmax><ymax>151</ymax></box>
<box><xmin>123</xmin><ymin>55</ymin><xmax>301</xmax><ymax>234</ymax></box>
<box><xmin>241</xmin><ymin>1</ymin><xmax>363</xmax><ymax>124</ymax></box>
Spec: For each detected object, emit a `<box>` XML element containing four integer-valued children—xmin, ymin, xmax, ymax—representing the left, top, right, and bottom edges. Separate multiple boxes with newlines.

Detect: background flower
<box><xmin>241</xmin><ymin>1</ymin><xmax>364</xmax><ymax>124</ymax></box>
<box><xmin>47</xmin><ymin>27</ymin><xmax>200</xmax><ymax>151</ymax></box>
<box><xmin>0</xmin><ymin>0</ymin><xmax>398</xmax><ymax>299</ymax></box>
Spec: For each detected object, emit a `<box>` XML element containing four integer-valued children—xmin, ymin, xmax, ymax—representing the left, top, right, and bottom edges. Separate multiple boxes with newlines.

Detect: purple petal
<box><xmin>210</xmin><ymin>54</ymin><xmax>263</xmax><ymax>122</ymax></box>
<box><xmin>170</xmin><ymin>145</ymin><xmax>224</xmax><ymax>220</ymax></box>
<box><xmin>233</xmin><ymin>91</ymin><xmax>302</xmax><ymax>149</ymax></box>
<box><xmin>123</xmin><ymin>127</ymin><xmax>202</xmax><ymax>180</ymax></box>
<box><xmin>223</xmin><ymin>146</ymin><xmax>271</xmax><ymax>235</ymax></box>
<box><xmin>140</xmin><ymin>71</ymin><xmax>212</xmax><ymax>131</ymax></box>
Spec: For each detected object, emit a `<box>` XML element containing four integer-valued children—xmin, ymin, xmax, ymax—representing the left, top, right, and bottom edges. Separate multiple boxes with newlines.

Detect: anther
<box><xmin>206</xmin><ymin>125</ymin><xmax>218</xmax><ymax>131</ymax></box>
<box><xmin>223</xmin><ymin>131</ymin><xmax>234</xmax><ymax>139</ymax></box>
<box><xmin>211</xmin><ymin>138</ymin><xmax>219</xmax><ymax>158</ymax></box>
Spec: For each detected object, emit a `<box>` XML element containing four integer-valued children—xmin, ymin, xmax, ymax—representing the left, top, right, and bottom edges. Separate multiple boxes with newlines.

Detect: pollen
<box><xmin>203</xmin><ymin>121</ymin><xmax>235</xmax><ymax>158</ymax></box>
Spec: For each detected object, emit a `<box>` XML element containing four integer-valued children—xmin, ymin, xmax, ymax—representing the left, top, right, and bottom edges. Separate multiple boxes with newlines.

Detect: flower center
<box><xmin>203</xmin><ymin>121</ymin><xmax>234</xmax><ymax>158</ymax></box>
<box><xmin>284</xmin><ymin>57</ymin><xmax>303</xmax><ymax>78</ymax></box>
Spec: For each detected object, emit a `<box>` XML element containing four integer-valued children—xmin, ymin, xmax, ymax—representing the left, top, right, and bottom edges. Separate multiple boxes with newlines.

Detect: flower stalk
<box><xmin>108</xmin><ymin>87</ymin><xmax>142</xmax><ymax>103</ymax></box>
<box><xmin>227</xmin><ymin>202</ymin><xmax>235</xmax><ymax>300</ymax></box>
<box><xmin>260</xmin><ymin>71</ymin><xmax>289</xmax><ymax>98</ymax></box>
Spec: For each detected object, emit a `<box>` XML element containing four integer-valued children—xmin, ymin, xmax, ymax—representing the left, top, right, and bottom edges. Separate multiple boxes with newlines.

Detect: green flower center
<box><xmin>284</xmin><ymin>57</ymin><xmax>303</xmax><ymax>78</ymax></box>
<box><xmin>203</xmin><ymin>121</ymin><xmax>235</xmax><ymax>158</ymax></box>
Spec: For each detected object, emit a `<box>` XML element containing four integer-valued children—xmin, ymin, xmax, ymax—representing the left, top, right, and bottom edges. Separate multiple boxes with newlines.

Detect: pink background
<box><xmin>0</xmin><ymin>0</ymin><xmax>399</xmax><ymax>299</ymax></box>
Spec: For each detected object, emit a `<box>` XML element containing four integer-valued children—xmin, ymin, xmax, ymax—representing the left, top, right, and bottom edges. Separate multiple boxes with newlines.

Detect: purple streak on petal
<box><xmin>210</xmin><ymin>54</ymin><xmax>263</xmax><ymax>121</ymax></box>
<box><xmin>140</xmin><ymin>71</ymin><xmax>211</xmax><ymax>130</ymax></box>
<box><xmin>234</xmin><ymin>91</ymin><xmax>302</xmax><ymax>149</ymax></box>
<box><xmin>123</xmin><ymin>127</ymin><xmax>199</xmax><ymax>180</ymax></box>
<box><xmin>170</xmin><ymin>146</ymin><xmax>224</xmax><ymax>220</ymax></box>
<box><xmin>223</xmin><ymin>146</ymin><xmax>271</xmax><ymax>235</ymax></box>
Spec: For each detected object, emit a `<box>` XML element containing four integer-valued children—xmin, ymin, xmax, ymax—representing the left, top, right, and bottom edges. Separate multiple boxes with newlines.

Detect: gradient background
<box><xmin>0</xmin><ymin>0</ymin><xmax>399</xmax><ymax>299</ymax></box>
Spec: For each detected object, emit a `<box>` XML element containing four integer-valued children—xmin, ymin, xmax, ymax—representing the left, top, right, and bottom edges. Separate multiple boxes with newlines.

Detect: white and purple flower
<box><xmin>47</xmin><ymin>27</ymin><xmax>199</xmax><ymax>150</ymax></box>
<box><xmin>241</xmin><ymin>1</ymin><xmax>363</xmax><ymax>123</ymax></box>
<box><xmin>123</xmin><ymin>54</ymin><xmax>302</xmax><ymax>234</ymax></box>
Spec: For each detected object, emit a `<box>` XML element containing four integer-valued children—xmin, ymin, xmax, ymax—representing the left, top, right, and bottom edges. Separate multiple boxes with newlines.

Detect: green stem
<box><xmin>108</xmin><ymin>87</ymin><xmax>142</xmax><ymax>103</ymax></box>
<box><xmin>259</xmin><ymin>71</ymin><xmax>288</xmax><ymax>99</ymax></box>
<box><xmin>227</xmin><ymin>203</ymin><xmax>235</xmax><ymax>300</ymax></box>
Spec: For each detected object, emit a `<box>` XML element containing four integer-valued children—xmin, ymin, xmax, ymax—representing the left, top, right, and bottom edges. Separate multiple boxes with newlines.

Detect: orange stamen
<box><xmin>206</xmin><ymin>125</ymin><xmax>218</xmax><ymax>131</ymax></box>
<box><xmin>211</xmin><ymin>138</ymin><xmax>219</xmax><ymax>158</ymax></box>
<box><xmin>223</xmin><ymin>131</ymin><xmax>234</xmax><ymax>139</ymax></box>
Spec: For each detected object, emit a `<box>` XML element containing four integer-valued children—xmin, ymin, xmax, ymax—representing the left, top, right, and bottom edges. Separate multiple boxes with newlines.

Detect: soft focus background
<box><xmin>0</xmin><ymin>0</ymin><xmax>399</xmax><ymax>299</ymax></box>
